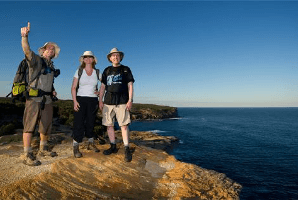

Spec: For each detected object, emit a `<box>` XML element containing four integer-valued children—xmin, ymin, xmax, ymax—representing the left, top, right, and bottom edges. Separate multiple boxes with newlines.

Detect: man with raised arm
<box><xmin>20</xmin><ymin>22</ymin><xmax>60</xmax><ymax>166</ymax></box>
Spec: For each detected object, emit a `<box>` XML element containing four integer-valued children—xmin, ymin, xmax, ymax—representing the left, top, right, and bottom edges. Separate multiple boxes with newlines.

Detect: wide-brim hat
<box><xmin>79</xmin><ymin>51</ymin><xmax>98</xmax><ymax>64</ymax></box>
<box><xmin>107</xmin><ymin>47</ymin><xmax>124</xmax><ymax>63</ymax></box>
<box><xmin>38</xmin><ymin>42</ymin><xmax>60</xmax><ymax>59</ymax></box>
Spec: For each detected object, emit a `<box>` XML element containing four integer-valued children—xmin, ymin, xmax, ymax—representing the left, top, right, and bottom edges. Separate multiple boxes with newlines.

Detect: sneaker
<box><xmin>87</xmin><ymin>142</ymin><xmax>100</xmax><ymax>152</ymax></box>
<box><xmin>73</xmin><ymin>144</ymin><xmax>83</xmax><ymax>158</ymax></box>
<box><xmin>38</xmin><ymin>145</ymin><xmax>58</xmax><ymax>157</ymax></box>
<box><xmin>103</xmin><ymin>143</ymin><xmax>118</xmax><ymax>155</ymax></box>
<box><xmin>22</xmin><ymin>152</ymin><xmax>42</xmax><ymax>166</ymax></box>
<box><xmin>124</xmin><ymin>146</ymin><xmax>132</xmax><ymax>162</ymax></box>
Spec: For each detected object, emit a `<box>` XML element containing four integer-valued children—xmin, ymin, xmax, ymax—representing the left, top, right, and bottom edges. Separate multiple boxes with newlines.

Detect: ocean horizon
<box><xmin>130</xmin><ymin>107</ymin><xmax>298</xmax><ymax>200</ymax></box>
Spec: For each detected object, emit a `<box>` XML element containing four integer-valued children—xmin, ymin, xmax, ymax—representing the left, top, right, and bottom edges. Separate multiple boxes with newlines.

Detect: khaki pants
<box><xmin>102</xmin><ymin>104</ymin><xmax>131</xmax><ymax>127</ymax></box>
<box><xmin>23</xmin><ymin>99</ymin><xmax>53</xmax><ymax>134</ymax></box>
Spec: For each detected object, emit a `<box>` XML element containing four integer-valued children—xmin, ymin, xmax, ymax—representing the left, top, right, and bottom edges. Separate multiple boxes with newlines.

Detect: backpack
<box><xmin>6</xmin><ymin>59</ymin><xmax>30</xmax><ymax>102</ymax></box>
<box><xmin>76</xmin><ymin>67</ymin><xmax>101</xmax><ymax>92</ymax></box>
<box><xmin>6</xmin><ymin>58</ymin><xmax>56</xmax><ymax>103</ymax></box>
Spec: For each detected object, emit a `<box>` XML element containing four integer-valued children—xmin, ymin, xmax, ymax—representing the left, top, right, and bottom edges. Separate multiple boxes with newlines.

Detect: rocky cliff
<box><xmin>0</xmin><ymin>99</ymin><xmax>242</xmax><ymax>199</ymax></box>
<box><xmin>130</xmin><ymin>104</ymin><xmax>178</xmax><ymax>120</ymax></box>
<box><xmin>0</xmin><ymin>126</ymin><xmax>242</xmax><ymax>199</ymax></box>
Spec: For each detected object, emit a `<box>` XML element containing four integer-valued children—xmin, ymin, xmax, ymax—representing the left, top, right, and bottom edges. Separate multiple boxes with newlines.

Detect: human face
<box><xmin>43</xmin><ymin>45</ymin><xmax>55</xmax><ymax>60</ymax></box>
<box><xmin>109</xmin><ymin>53</ymin><xmax>121</xmax><ymax>66</ymax></box>
<box><xmin>83</xmin><ymin>56</ymin><xmax>94</xmax><ymax>65</ymax></box>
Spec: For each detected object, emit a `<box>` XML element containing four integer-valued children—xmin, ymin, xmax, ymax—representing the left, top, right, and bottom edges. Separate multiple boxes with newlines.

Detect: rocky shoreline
<box><xmin>0</xmin><ymin>99</ymin><xmax>242</xmax><ymax>199</ymax></box>
<box><xmin>0</xmin><ymin>127</ymin><xmax>242</xmax><ymax>199</ymax></box>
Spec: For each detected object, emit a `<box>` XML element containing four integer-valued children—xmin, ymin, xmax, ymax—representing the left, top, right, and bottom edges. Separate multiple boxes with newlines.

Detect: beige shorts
<box><xmin>102</xmin><ymin>104</ymin><xmax>131</xmax><ymax>127</ymax></box>
<box><xmin>23</xmin><ymin>99</ymin><xmax>53</xmax><ymax>135</ymax></box>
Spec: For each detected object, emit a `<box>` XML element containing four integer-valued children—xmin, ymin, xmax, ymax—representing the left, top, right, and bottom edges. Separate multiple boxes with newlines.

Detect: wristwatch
<box><xmin>128</xmin><ymin>99</ymin><xmax>133</xmax><ymax>103</ymax></box>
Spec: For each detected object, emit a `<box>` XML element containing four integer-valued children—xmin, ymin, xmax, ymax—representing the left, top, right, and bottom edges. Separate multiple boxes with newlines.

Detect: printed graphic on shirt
<box><xmin>107</xmin><ymin>73</ymin><xmax>122</xmax><ymax>86</ymax></box>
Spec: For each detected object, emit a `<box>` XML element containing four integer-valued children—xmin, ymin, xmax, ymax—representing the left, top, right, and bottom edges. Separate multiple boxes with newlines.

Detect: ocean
<box><xmin>130</xmin><ymin>107</ymin><xmax>298</xmax><ymax>200</ymax></box>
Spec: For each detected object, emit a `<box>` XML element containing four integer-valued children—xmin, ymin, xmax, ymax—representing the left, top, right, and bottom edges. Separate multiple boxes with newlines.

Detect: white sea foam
<box><xmin>149</xmin><ymin>130</ymin><xmax>167</xmax><ymax>133</ymax></box>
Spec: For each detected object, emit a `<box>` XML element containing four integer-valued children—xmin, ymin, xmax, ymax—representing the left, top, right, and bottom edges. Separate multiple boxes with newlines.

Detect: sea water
<box><xmin>130</xmin><ymin>107</ymin><xmax>298</xmax><ymax>200</ymax></box>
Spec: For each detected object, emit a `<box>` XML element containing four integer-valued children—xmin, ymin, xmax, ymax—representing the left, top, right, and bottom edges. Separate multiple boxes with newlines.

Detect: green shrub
<box><xmin>0</xmin><ymin>123</ymin><xmax>16</xmax><ymax>136</ymax></box>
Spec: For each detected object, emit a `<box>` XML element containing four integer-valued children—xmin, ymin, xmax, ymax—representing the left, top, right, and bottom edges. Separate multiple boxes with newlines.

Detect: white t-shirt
<box><xmin>74</xmin><ymin>69</ymin><xmax>101</xmax><ymax>97</ymax></box>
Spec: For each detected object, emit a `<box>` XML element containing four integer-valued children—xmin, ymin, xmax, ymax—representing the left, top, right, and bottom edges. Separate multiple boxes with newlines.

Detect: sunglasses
<box><xmin>83</xmin><ymin>56</ymin><xmax>94</xmax><ymax>58</ymax></box>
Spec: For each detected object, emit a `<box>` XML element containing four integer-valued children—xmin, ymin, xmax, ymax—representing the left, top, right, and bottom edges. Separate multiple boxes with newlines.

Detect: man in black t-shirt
<box><xmin>99</xmin><ymin>48</ymin><xmax>135</xmax><ymax>162</ymax></box>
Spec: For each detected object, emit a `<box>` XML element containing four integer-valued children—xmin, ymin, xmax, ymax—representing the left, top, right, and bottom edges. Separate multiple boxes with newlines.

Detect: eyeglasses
<box><xmin>83</xmin><ymin>56</ymin><xmax>94</xmax><ymax>58</ymax></box>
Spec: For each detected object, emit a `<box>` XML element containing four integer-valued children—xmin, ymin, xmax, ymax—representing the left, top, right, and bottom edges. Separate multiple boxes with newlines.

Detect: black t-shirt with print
<box><xmin>102</xmin><ymin>65</ymin><xmax>135</xmax><ymax>105</ymax></box>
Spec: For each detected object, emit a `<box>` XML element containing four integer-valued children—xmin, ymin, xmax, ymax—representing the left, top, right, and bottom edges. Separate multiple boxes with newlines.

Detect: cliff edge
<box><xmin>0</xmin><ymin>127</ymin><xmax>242</xmax><ymax>199</ymax></box>
<box><xmin>0</xmin><ymin>99</ymin><xmax>242</xmax><ymax>199</ymax></box>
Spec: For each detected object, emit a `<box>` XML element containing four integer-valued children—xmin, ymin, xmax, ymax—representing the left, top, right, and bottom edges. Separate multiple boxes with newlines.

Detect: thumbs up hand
<box><xmin>21</xmin><ymin>22</ymin><xmax>30</xmax><ymax>37</ymax></box>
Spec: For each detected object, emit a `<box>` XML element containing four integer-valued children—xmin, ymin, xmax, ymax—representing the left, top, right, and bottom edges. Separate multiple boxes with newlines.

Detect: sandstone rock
<box><xmin>0</xmin><ymin>131</ymin><xmax>241</xmax><ymax>199</ymax></box>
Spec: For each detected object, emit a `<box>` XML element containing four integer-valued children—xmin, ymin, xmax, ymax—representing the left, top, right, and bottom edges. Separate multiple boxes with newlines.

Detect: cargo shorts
<box><xmin>23</xmin><ymin>99</ymin><xmax>53</xmax><ymax>135</ymax></box>
<box><xmin>102</xmin><ymin>104</ymin><xmax>131</xmax><ymax>127</ymax></box>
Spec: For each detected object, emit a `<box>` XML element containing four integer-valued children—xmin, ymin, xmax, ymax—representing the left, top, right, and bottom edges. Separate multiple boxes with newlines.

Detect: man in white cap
<box><xmin>20</xmin><ymin>22</ymin><xmax>60</xmax><ymax>166</ymax></box>
<box><xmin>99</xmin><ymin>47</ymin><xmax>135</xmax><ymax>162</ymax></box>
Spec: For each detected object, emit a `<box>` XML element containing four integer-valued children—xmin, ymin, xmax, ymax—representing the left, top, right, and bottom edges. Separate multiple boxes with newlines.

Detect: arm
<box><xmin>21</xmin><ymin>22</ymin><xmax>32</xmax><ymax>60</ymax></box>
<box><xmin>52</xmin><ymin>85</ymin><xmax>57</xmax><ymax>97</ymax></box>
<box><xmin>98</xmin><ymin>83</ymin><xmax>106</xmax><ymax>111</ymax></box>
<box><xmin>71</xmin><ymin>77</ymin><xmax>80</xmax><ymax>111</ymax></box>
<box><xmin>126</xmin><ymin>81</ymin><xmax>134</xmax><ymax>111</ymax></box>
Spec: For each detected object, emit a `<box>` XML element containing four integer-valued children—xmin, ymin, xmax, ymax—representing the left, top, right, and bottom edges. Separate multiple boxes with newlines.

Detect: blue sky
<box><xmin>1</xmin><ymin>1</ymin><xmax>298</xmax><ymax>107</ymax></box>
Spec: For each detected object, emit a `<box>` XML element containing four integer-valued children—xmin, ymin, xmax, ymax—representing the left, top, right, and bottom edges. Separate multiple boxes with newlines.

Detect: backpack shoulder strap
<box><xmin>78</xmin><ymin>67</ymin><xmax>83</xmax><ymax>79</ymax></box>
<box><xmin>76</xmin><ymin>67</ymin><xmax>84</xmax><ymax>92</ymax></box>
<box><xmin>94</xmin><ymin>68</ymin><xmax>100</xmax><ymax>81</ymax></box>
<box><xmin>29</xmin><ymin>57</ymin><xmax>48</xmax><ymax>88</ymax></box>
<box><xmin>13</xmin><ymin>59</ymin><xmax>28</xmax><ymax>83</ymax></box>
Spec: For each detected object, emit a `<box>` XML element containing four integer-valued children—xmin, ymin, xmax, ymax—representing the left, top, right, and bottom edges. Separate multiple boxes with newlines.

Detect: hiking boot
<box><xmin>22</xmin><ymin>152</ymin><xmax>42</xmax><ymax>166</ymax></box>
<box><xmin>87</xmin><ymin>142</ymin><xmax>100</xmax><ymax>152</ymax></box>
<box><xmin>124</xmin><ymin>146</ymin><xmax>132</xmax><ymax>162</ymax></box>
<box><xmin>73</xmin><ymin>145</ymin><xmax>82</xmax><ymax>158</ymax></box>
<box><xmin>98</xmin><ymin>138</ymin><xmax>106</xmax><ymax>145</ymax></box>
<box><xmin>103</xmin><ymin>143</ymin><xmax>118</xmax><ymax>155</ymax></box>
<box><xmin>38</xmin><ymin>145</ymin><xmax>58</xmax><ymax>157</ymax></box>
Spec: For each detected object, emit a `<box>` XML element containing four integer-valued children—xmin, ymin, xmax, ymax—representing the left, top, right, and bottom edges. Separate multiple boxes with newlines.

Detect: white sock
<box><xmin>40</xmin><ymin>140</ymin><xmax>47</xmax><ymax>146</ymax></box>
<box><xmin>73</xmin><ymin>140</ymin><xmax>79</xmax><ymax>146</ymax></box>
<box><xmin>24</xmin><ymin>147</ymin><xmax>32</xmax><ymax>153</ymax></box>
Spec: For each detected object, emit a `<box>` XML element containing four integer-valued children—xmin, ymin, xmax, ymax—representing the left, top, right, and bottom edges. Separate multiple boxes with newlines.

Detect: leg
<box><xmin>72</xmin><ymin>96</ymin><xmax>86</xmax><ymax>143</ymax></box>
<box><xmin>103</xmin><ymin>126</ymin><xmax>118</xmax><ymax>155</ymax></box>
<box><xmin>84</xmin><ymin>97</ymin><xmax>100</xmax><ymax>152</ymax></box>
<box><xmin>107</xmin><ymin>126</ymin><xmax>116</xmax><ymax>144</ymax></box>
<box><xmin>121</xmin><ymin>125</ymin><xmax>132</xmax><ymax>162</ymax></box>
<box><xmin>102</xmin><ymin>104</ymin><xmax>118</xmax><ymax>155</ymax></box>
<box><xmin>38</xmin><ymin>133</ymin><xmax>57</xmax><ymax>157</ymax></box>
<box><xmin>115</xmin><ymin>104</ymin><xmax>132</xmax><ymax>162</ymax></box>
<box><xmin>22</xmin><ymin>100</ymin><xmax>41</xmax><ymax>166</ymax></box>
<box><xmin>23</xmin><ymin>132</ymin><xmax>32</xmax><ymax>152</ymax></box>
<box><xmin>85</xmin><ymin>97</ymin><xmax>98</xmax><ymax>139</ymax></box>
<box><xmin>38</xmin><ymin>103</ymin><xmax>57</xmax><ymax>157</ymax></box>
<box><xmin>121</xmin><ymin>125</ymin><xmax>129</xmax><ymax>147</ymax></box>
<box><xmin>72</xmin><ymin>96</ymin><xmax>87</xmax><ymax>157</ymax></box>
<box><xmin>23</xmin><ymin>100</ymin><xmax>38</xmax><ymax>151</ymax></box>
<box><xmin>73</xmin><ymin>139</ymin><xmax>82</xmax><ymax>158</ymax></box>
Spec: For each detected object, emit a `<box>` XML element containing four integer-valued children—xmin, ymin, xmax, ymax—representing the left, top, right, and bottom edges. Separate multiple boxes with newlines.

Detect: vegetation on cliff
<box><xmin>0</xmin><ymin>98</ymin><xmax>178</xmax><ymax>138</ymax></box>
<box><xmin>0</xmin><ymin>98</ymin><xmax>242</xmax><ymax>198</ymax></box>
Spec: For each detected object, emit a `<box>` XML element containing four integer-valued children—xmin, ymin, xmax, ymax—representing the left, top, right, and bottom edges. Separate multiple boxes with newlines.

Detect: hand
<box><xmin>94</xmin><ymin>91</ymin><xmax>100</xmax><ymax>96</ymax></box>
<box><xmin>21</xmin><ymin>22</ymin><xmax>30</xmax><ymax>37</ymax></box>
<box><xmin>99</xmin><ymin>101</ymin><xmax>104</xmax><ymax>111</ymax></box>
<box><xmin>52</xmin><ymin>90</ymin><xmax>57</xmax><ymax>96</ymax></box>
<box><xmin>126</xmin><ymin>101</ymin><xmax>133</xmax><ymax>111</ymax></box>
<box><xmin>74</xmin><ymin>101</ymin><xmax>80</xmax><ymax>112</ymax></box>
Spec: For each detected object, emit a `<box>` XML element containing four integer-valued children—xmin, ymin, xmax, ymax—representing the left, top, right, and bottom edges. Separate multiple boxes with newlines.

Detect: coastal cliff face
<box><xmin>130</xmin><ymin>104</ymin><xmax>178</xmax><ymax>120</ymax></box>
<box><xmin>0</xmin><ymin>99</ymin><xmax>177</xmax><ymax>136</ymax></box>
<box><xmin>0</xmin><ymin>129</ymin><xmax>242</xmax><ymax>200</ymax></box>
<box><xmin>0</xmin><ymin>99</ymin><xmax>242</xmax><ymax>199</ymax></box>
